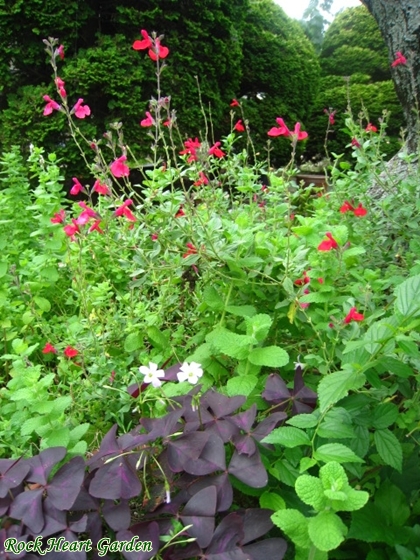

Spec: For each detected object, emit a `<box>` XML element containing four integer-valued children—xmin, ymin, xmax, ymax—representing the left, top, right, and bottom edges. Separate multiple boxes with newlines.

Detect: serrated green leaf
<box><xmin>225</xmin><ymin>305</ymin><xmax>256</xmax><ymax>317</ymax></box>
<box><xmin>40</xmin><ymin>266</ymin><xmax>59</xmax><ymax>282</ymax></box>
<box><xmin>314</xmin><ymin>443</ymin><xmax>363</xmax><ymax>464</ymax></box>
<box><xmin>271</xmin><ymin>509</ymin><xmax>311</xmax><ymax>549</ymax></box>
<box><xmin>317</xmin><ymin>421</ymin><xmax>355</xmax><ymax>439</ymax></box>
<box><xmin>299</xmin><ymin>292</ymin><xmax>332</xmax><ymax>304</ymax></box>
<box><xmin>245</xmin><ymin>313</ymin><xmax>272</xmax><ymax>341</ymax></box>
<box><xmin>283</xmin><ymin>277</ymin><xmax>295</xmax><ymax>297</ymax></box>
<box><xmin>124</xmin><ymin>332</ymin><xmax>143</xmax><ymax>352</ymax></box>
<box><xmin>69</xmin><ymin>423</ymin><xmax>90</xmax><ymax>442</ymax></box>
<box><xmin>395</xmin><ymin>274</ymin><xmax>420</xmax><ymax>318</ymax></box>
<box><xmin>146</xmin><ymin>326</ymin><xmax>169</xmax><ymax>349</ymax></box>
<box><xmin>372</xmin><ymin>402</ymin><xmax>399</xmax><ymax>429</ymax></box>
<box><xmin>202</xmin><ymin>285</ymin><xmax>224</xmax><ymax>311</ymax></box>
<box><xmin>248</xmin><ymin>345</ymin><xmax>289</xmax><ymax>367</ymax></box>
<box><xmin>206</xmin><ymin>327</ymin><xmax>254</xmax><ymax>360</ymax></box>
<box><xmin>295</xmin><ymin>475</ymin><xmax>326</xmax><ymax>510</ymax></box>
<box><xmin>295</xmin><ymin>547</ymin><xmax>328</xmax><ymax>560</ymax></box>
<box><xmin>287</xmin><ymin>413</ymin><xmax>319</xmax><ymax>429</ymax></box>
<box><xmin>226</xmin><ymin>375</ymin><xmax>258</xmax><ymax>397</ymax></box>
<box><xmin>259</xmin><ymin>491</ymin><xmax>286</xmax><ymax>511</ymax></box>
<box><xmin>375</xmin><ymin>481</ymin><xmax>410</xmax><ymax>527</ymax></box>
<box><xmin>319</xmin><ymin>461</ymin><xmax>348</xmax><ymax>490</ymax></box>
<box><xmin>21</xmin><ymin>416</ymin><xmax>46</xmax><ymax>436</ymax></box>
<box><xmin>364</xmin><ymin>321</ymin><xmax>396</xmax><ymax>355</ymax></box>
<box><xmin>262</xmin><ymin>426</ymin><xmax>311</xmax><ymax>447</ymax></box>
<box><xmin>374</xmin><ymin>429</ymin><xmax>402</xmax><ymax>472</ymax></box>
<box><xmin>318</xmin><ymin>370</ymin><xmax>366</xmax><ymax>412</ymax></box>
<box><xmin>42</xmin><ymin>427</ymin><xmax>70</xmax><ymax>448</ymax></box>
<box><xmin>308</xmin><ymin>511</ymin><xmax>347</xmax><ymax>551</ymax></box>
<box><xmin>299</xmin><ymin>457</ymin><xmax>317</xmax><ymax>473</ymax></box>
<box><xmin>379</xmin><ymin>357</ymin><xmax>413</xmax><ymax>378</ymax></box>
<box><xmin>0</xmin><ymin>261</ymin><xmax>8</xmax><ymax>277</ymax></box>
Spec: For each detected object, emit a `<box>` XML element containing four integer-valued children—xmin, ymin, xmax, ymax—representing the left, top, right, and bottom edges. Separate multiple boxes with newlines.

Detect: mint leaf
<box><xmin>248</xmin><ymin>345</ymin><xmax>289</xmax><ymax>367</ymax></box>
<box><xmin>271</xmin><ymin>509</ymin><xmax>311</xmax><ymax>549</ymax></box>
<box><xmin>295</xmin><ymin>475</ymin><xmax>326</xmax><ymax>511</ymax></box>
<box><xmin>308</xmin><ymin>511</ymin><xmax>347</xmax><ymax>551</ymax></box>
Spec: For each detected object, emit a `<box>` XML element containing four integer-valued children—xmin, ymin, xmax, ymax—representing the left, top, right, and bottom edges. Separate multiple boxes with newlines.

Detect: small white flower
<box><xmin>165</xmin><ymin>489</ymin><xmax>171</xmax><ymax>504</ymax></box>
<box><xmin>139</xmin><ymin>362</ymin><xmax>165</xmax><ymax>388</ymax></box>
<box><xmin>177</xmin><ymin>361</ymin><xmax>203</xmax><ymax>385</ymax></box>
<box><xmin>294</xmin><ymin>355</ymin><xmax>305</xmax><ymax>370</ymax></box>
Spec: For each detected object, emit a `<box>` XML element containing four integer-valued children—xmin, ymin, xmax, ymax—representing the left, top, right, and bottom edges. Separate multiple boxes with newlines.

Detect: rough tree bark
<box><xmin>361</xmin><ymin>0</ymin><xmax>420</xmax><ymax>152</ymax></box>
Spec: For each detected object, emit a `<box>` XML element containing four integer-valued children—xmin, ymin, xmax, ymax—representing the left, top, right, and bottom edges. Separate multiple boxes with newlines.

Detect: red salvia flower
<box><xmin>72</xmin><ymin>98</ymin><xmax>91</xmax><ymax>119</ymax></box>
<box><xmin>391</xmin><ymin>51</ymin><xmax>407</xmax><ymax>67</ymax></box>
<box><xmin>344</xmin><ymin>307</ymin><xmax>364</xmax><ymax>324</ymax></box>
<box><xmin>140</xmin><ymin>111</ymin><xmax>155</xmax><ymax>127</ymax></box>
<box><xmin>183</xmin><ymin>242</ymin><xmax>198</xmax><ymax>258</ymax></box>
<box><xmin>115</xmin><ymin>199</ymin><xmax>136</xmax><ymax>222</ymax></box>
<box><xmin>209</xmin><ymin>142</ymin><xmax>225</xmax><ymax>158</ymax></box>
<box><xmin>89</xmin><ymin>220</ymin><xmax>104</xmax><ymax>234</ymax></box>
<box><xmin>230</xmin><ymin>99</ymin><xmax>240</xmax><ymax>107</ymax></box>
<box><xmin>234</xmin><ymin>119</ymin><xmax>245</xmax><ymax>132</ymax></box>
<box><xmin>180</xmin><ymin>138</ymin><xmax>201</xmax><ymax>162</ymax></box>
<box><xmin>64</xmin><ymin>346</ymin><xmax>79</xmax><ymax>358</ymax></box>
<box><xmin>353</xmin><ymin>203</ymin><xmax>368</xmax><ymax>217</ymax></box>
<box><xmin>50</xmin><ymin>209</ymin><xmax>66</xmax><ymax>224</ymax></box>
<box><xmin>93</xmin><ymin>180</ymin><xmax>110</xmax><ymax>195</ymax></box>
<box><xmin>318</xmin><ymin>232</ymin><xmax>338</xmax><ymax>251</ymax></box>
<box><xmin>42</xmin><ymin>342</ymin><xmax>57</xmax><ymax>354</ymax></box>
<box><xmin>351</xmin><ymin>138</ymin><xmax>361</xmax><ymax>148</ymax></box>
<box><xmin>70</xmin><ymin>177</ymin><xmax>84</xmax><ymax>195</ymax></box>
<box><xmin>133</xmin><ymin>30</ymin><xmax>169</xmax><ymax>60</ymax></box>
<box><xmin>175</xmin><ymin>206</ymin><xmax>185</xmax><ymax>218</ymax></box>
<box><xmin>63</xmin><ymin>219</ymin><xmax>80</xmax><ymax>241</ymax></box>
<box><xmin>267</xmin><ymin>117</ymin><xmax>290</xmax><ymax>137</ymax></box>
<box><xmin>110</xmin><ymin>155</ymin><xmax>130</xmax><ymax>178</ymax></box>
<box><xmin>365</xmin><ymin>123</ymin><xmax>377</xmax><ymax>133</ymax></box>
<box><xmin>294</xmin><ymin>271</ymin><xmax>310</xmax><ymax>286</ymax></box>
<box><xmin>340</xmin><ymin>201</ymin><xmax>354</xmax><ymax>213</ymax></box>
<box><xmin>43</xmin><ymin>95</ymin><xmax>60</xmax><ymax>116</ymax></box>
<box><xmin>194</xmin><ymin>171</ymin><xmax>209</xmax><ymax>187</ymax></box>
<box><xmin>56</xmin><ymin>44</ymin><xmax>65</xmax><ymax>60</ymax></box>
<box><xmin>55</xmin><ymin>77</ymin><xmax>66</xmax><ymax>98</ymax></box>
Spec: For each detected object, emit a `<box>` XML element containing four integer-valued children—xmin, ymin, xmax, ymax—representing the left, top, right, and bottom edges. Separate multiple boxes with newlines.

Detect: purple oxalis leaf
<box><xmin>102</xmin><ymin>499</ymin><xmax>131</xmax><ymax>531</ymax></box>
<box><xmin>47</xmin><ymin>456</ymin><xmax>85</xmax><ymax>510</ymax></box>
<box><xmin>228</xmin><ymin>449</ymin><xmax>268</xmax><ymax>488</ymax></box>
<box><xmin>9</xmin><ymin>487</ymin><xmax>44</xmax><ymax>533</ymax></box>
<box><xmin>206</xmin><ymin>513</ymin><xmax>244</xmax><ymax>554</ymax></box>
<box><xmin>180</xmin><ymin>486</ymin><xmax>217</xmax><ymax>548</ymax></box>
<box><xmin>203</xmin><ymin>390</ymin><xmax>246</xmax><ymax>418</ymax></box>
<box><xmin>27</xmin><ymin>447</ymin><xmax>67</xmax><ymax>485</ymax></box>
<box><xmin>188</xmin><ymin>473</ymin><xmax>233</xmax><ymax>512</ymax></box>
<box><xmin>0</xmin><ymin>458</ymin><xmax>30</xmax><ymax>498</ymax></box>
<box><xmin>252</xmin><ymin>411</ymin><xmax>288</xmax><ymax>441</ymax></box>
<box><xmin>242</xmin><ymin>538</ymin><xmax>287</xmax><ymax>560</ymax></box>
<box><xmin>262</xmin><ymin>374</ymin><xmax>290</xmax><ymax>405</ymax></box>
<box><xmin>116</xmin><ymin>521</ymin><xmax>160</xmax><ymax>560</ymax></box>
<box><xmin>89</xmin><ymin>456</ymin><xmax>141</xmax><ymax>500</ymax></box>
<box><xmin>239</xmin><ymin>509</ymin><xmax>273</xmax><ymax>544</ymax></box>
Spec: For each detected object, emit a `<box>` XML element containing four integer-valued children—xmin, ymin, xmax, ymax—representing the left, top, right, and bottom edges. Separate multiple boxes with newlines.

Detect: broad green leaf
<box><xmin>374</xmin><ymin>429</ymin><xmax>402</xmax><ymax>472</ymax></box>
<box><xmin>299</xmin><ymin>292</ymin><xmax>332</xmax><ymax>304</ymax></box>
<box><xmin>295</xmin><ymin>547</ymin><xmax>328</xmax><ymax>560</ymax></box>
<box><xmin>42</xmin><ymin>427</ymin><xmax>70</xmax><ymax>448</ymax></box>
<box><xmin>202</xmin><ymin>285</ymin><xmax>224</xmax><ymax>311</ymax></box>
<box><xmin>375</xmin><ymin>481</ymin><xmax>410</xmax><ymax>527</ymax></box>
<box><xmin>299</xmin><ymin>457</ymin><xmax>317</xmax><ymax>473</ymax></box>
<box><xmin>0</xmin><ymin>261</ymin><xmax>8</xmax><ymax>277</ymax></box>
<box><xmin>363</xmin><ymin>321</ymin><xmax>396</xmax><ymax>355</ymax></box>
<box><xmin>319</xmin><ymin>461</ymin><xmax>348</xmax><ymax>490</ymax></box>
<box><xmin>34</xmin><ymin>296</ymin><xmax>51</xmax><ymax>312</ymax></box>
<box><xmin>124</xmin><ymin>332</ymin><xmax>143</xmax><ymax>352</ymax></box>
<box><xmin>225</xmin><ymin>305</ymin><xmax>256</xmax><ymax>317</ymax></box>
<box><xmin>271</xmin><ymin>509</ymin><xmax>311</xmax><ymax>549</ymax></box>
<box><xmin>226</xmin><ymin>375</ymin><xmax>258</xmax><ymax>397</ymax></box>
<box><xmin>336</xmin><ymin>489</ymin><xmax>369</xmax><ymax>512</ymax></box>
<box><xmin>69</xmin><ymin>423</ymin><xmax>90</xmax><ymax>442</ymax></box>
<box><xmin>349</xmin><ymin>504</ymin><xmax>402</xmax><ymax>545</ymax></box>
<box><xmin>314</xmin><ymin>443</ymin><xmax>364</xmax><ymax>464</ymax></box>
<box><xmin>318</xmin><ymin>370</ymin><xmax>365</xmax><ymax>412</ymax></box>
<box><xmin>21</xmin><ymin>416</ymin><xmax>46</xmax><ymax>436</ymax></box>
<box><xmin>395</xmin><ymin>274</ymin><xmax>420</xmax><ymax>318</ymax></box>
<box><xmin>396</xmin><ymin>337</ymin><xmax>420</xmax><ymax>359</ymax></box>
<box><xmin>206</xmin><ymin>327</ymin><xmax>254</xmax><ymax>360</ymax></box>
<box><xmin>308</xmin><ymin>511</ymin><xmax>347</xmax><ymax>551</ymax></box>
<box><xmin>40</xmin><ymin>266</ymin><xmax>59</xmax><ymax>282</ymax></box>
<box><xmin>245</xmin><ymin>313</ymin><xmax>272</xmax><ymax>342</ymax></box>
<box><xmin>146</xmin><ymin>326</ymin><xmax>169</xmax><ymax>349</ymax></box>
<box><xmin>248</xmin><ymin>346</ymin><xmax>289</xmax><ymax>367</ymax></box>
<box><xmin>295</xmin><ymin>475</ymin><xmax>326</xmax><ymax>510</ymax></box>
<box><xmin>372</xmin><ymin>402</ymin><xmax>399</xmax><ymax>429</ymax></box>
<box><xmin>287</xmin><ymin>413</ymin><xmax>319</xmax><ymax>429</ymax></box>
<box><xmin>379</xmin><ymin>356</ymin><xmax>413</xmax><ymax>378</ymax></box>
<box><xmin>259</xmin><ymin>491</ymin><xmax>286</xmax><ymax>511</ymax></box>
<box><xmin>317</xmin><ymin>421</ymin><xmax>355</xmax><ymax>439</ymax></box>
<box><xmin>262</xmin><ymin>427</ymin><xmax>310</xmax><ymax>447</ymax></box>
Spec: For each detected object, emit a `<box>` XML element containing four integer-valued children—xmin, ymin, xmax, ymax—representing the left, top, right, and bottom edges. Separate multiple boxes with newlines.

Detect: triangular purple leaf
<box><xmin>87</xmin><ymin>425</ymin><xmax>119</xmax><ymax>469</ymax></box>
<box><xmin>239</xmin><ymin>509</ymin><xmax>273</xmax><ymax>544</ymax></box>
<box><xmin>89</xmin><ymin>458</ymin><xmax>141</xmax><ymax>500</ymax></box>
<box><xmin>262</xmin><ymin>374</ymin><xmax>290</xmax><ymax>404</ymax></box>
<box><xmin>102</xmin><ymin>499</ymin><xmax>131</xmax><ymax>531</ymax></box>
<box><xmin>181</xmin><ymin>486</ymin><xmax>217</xmax><ymax>548</ymax></box>
<box><xmin>242</xmin><ymin>538</ymin><xmax>287</xmax><ymax>560</ymax></box>
<box><xmin>0</xmin><ymin>458</ymin><xmax>30</xmax><ymax>498</ymax></box>
<box><xmin>27</xmin><ymin>447</ymin><xmax>67</xmax><ymax>485</ymax></box>
<box><xmin>183</xmin><ymin>433</ymin><xmax>226</xmax><ymax>476</ymax></box>
<box><xmin>43</xmin><ymin>530</ymin><xmax>87</xmax><ymax>560</ymax></box>
<box><xmin>141</xmin><ymin>409</ymin><xmax>184</xmax><ymax>440</ymax></box>
<box><xmin>252</xmin><ymin>412</ymin><xmax>287</xmax><ymax>441</ymax></box>
<box><xmin>228</xmin><ymin>449</ymin><xmax>268</xmax><ymax>488</ymax></box>
<box><xmin>203</xmin><ymin>391</ymin><xmax>246</xmax><ymax>418</ymax></box>
<box><xmin>167</xmin><ymin>432</ymin><xmax>210</xmax><ymax>472</ymax></box>
<box><xmin>188</xmin><ymin>473</ymin><xmax>233</xmax><ymax>512</ymax></box>
<box><xmin>9</xmin><ymin>487</ymin><xmax>44</xmax><ymax>533</ymax></box>
<box><xmin>47</xmin><ymin>456</ymin><xmax>85</xmax><ymax>510</ymax></box>
<box><xmin>206</xmin><ymin>513</ymin><xmax>244</xmax><ymax>554</ymax></box>
<box><xmin>228</xmin><ymin>405</ymin><xmax>257</xmax><ymax>432</ymax></box>
<box><xmin>116</xmin><ymin>521</ymin><xmax>160</xmax><ymax>560</ymax></box>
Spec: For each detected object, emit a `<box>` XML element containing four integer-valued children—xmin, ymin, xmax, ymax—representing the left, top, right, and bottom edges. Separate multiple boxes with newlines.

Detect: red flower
<box><xmin>70</xmin><ymin>178</ymin><xmax>84</xmax><ymax>196</ymax></box>
<box><xmin>133</xmin><ymin>30</ymin><xmax>169</xmax><ymax>61</ymax></box>
<box><xmin>209</xmin><ymin>142</ymin><xmax>225</xmax><ymax>158</ymax></box>
<box><xmin>63</xmin><ymin>219</ymin><xmax>80</xmax><ymax>241</ymax></box>
<box><xmin>318</xmin><ymin>277</ymin><xmax>324</xmax><ymax>284</ymax></box>
<box><xmin>115</xmin><ymin>199</ymin><xmax>136</xmax><ymax>222</ymax></box>
<box><xmin>175</xmin><ymin>206</ymin><xmax>185</xmax><ymax>218</ymax></box>
<box><xmin>318</xmin><ymin>232</ymin><xmax>338</xmax><ymax>251</ymax></box>
<box><xmin>43</xmin><ymin>95</ymin><xmax>60</xmax><ymax>116</ymax></box>
<box><xmin>56</xmin><ymin>44</ymin><xmax>65</xmax><ymax>60</ymax></box>
<box><xmin>351</xmin><ymin>138</ymin><xmax>361</xmax><ymax>148</ymax></box>
<box><xmin>151</xmin><ymin>233</ymin><xmax>159</xmax><ymax>241</ymax></box>
<box><xmin>324</xmin><ymin>108</ymin><xmax>336</xmax><ymax>125</ymax></box>
<box><xmin>230</xmin><ymin>99</ymin><xmax>240</xmax><ymax>107</ymax></box>
<box><xmin>180</xmin><ymin>138</ymin><xmax>201</xmax><ymax>162</ymax></box>
<box><xmin>340</xmin><ymin>201</ymin><xmax>354</xmax><ymax>213</ymax></box>
<box><xmin>234</xmin><ymin>119</ymin><xmax>245</xmax><ymax>132</ymax></box>
<box><xmin>194</xmin><ymin>171</ymin><xmax>209</xmax><ymax>187</ymax></box>
<box><xmin>50</xmin><ymin>209</ymin><xmax>66</xmax><ymax>224</ymax></box>
<box><xmin>294</xmin><ymin>271</ymin><xmax>310</xmax><ymax>286</ymax></box>
<box><xmin>391</xmin><ymin>51</ymin><xmax>407</xmax><ymax>67</ymax></box>
<box><xmin>163</xmin><ymin>119</ymin><xmax>171</xmax><ymax>127</ymax></box>
<box><xmin>64</xmin><ymin>346</ymin><xmax>79</xmax><ymax>358</ymax></box>
<box><xmin>55</xmin><ymin>77</ymin><xmax>66</xmax><ymax>98</ymax></box>
<box><xmin>140</xmin><ymin>111</ymin><xmax>155</xmax><ymax>127</ymax></box>
<box><xmin>267</xmin><ymin>117</ymin><xmax>290</xmax><ymax>137</ymax></box>
<box><xmin>365</xmin><ymin>123</ymin><xmax>377</xmax><ymax>133</ymax></box>
<box><xmin>76</xmin><ymin>202</ymin><xmax>98</xmax><ymax>225</ymax></box>
<box><xmin>72</xmin><ymin>98</ymin><xmax>91</xmax><ymax>119</ymax></box>
<box><xmin>93</xmin><ymin>180</ymin><xmax>110</xmax><ymax>195</ymax></box>
<box><xmin>110</xmin><ymin>155</ymin><xmax>130</xmax><ymax>178</ymax></box>
<box><xmin>42</xmin><ymin>342</ymin><xmax>57</xmax><ymax>354</ymax></box>
<box><xmin>353</xmin><ymin>203</ymin><xmax>367</xmax><ymax>217</ymax></box>
<box><xmin>183</xmin><ymin>242</ymin><xmax>198</xmax><ymax>258</ymax></box>
<box><xmin>89</xmin><ymin>220</ymin><xmax>104</xmax><ymax>234</ymax></box>
<box><xmin>344</xmin><ymin>307</ymin><xmax>364</xmax><ymax>324</ymax></box>
<box><xmin>290</xmin><ymin>122</ymin><xmax>308</xmax><ymax>141</ymax></box>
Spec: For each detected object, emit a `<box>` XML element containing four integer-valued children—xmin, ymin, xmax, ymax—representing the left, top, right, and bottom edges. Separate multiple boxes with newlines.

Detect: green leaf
<box><xmin>203</xmin><ymin>285</ymin><xmax>224</xmax><ymax>311</ymax></box>
<box><xmin>146</xmin><ymin>326</ymin><xmax>169</xmax><ymax>350</ymax></box>
<box><xmin>248</xmin><ymin>346</ymin><xmax>289</xmax><ymax>367</ymax></box>
<box><xmin>374</xmin><ymin>429</ymin><xmax>402</xmax><ymax>472</ymax></box>
<box><xmin>271</xmin><ymin>509</ymin><xmax>311</xmax><ymax>549</ymax></box>
<box><xmin>262</xmin><ymin>426</ymin><xmax>311</xmax><ymax>447</ymax></box>
<box><xmin>372</xmin><ymin>402</ymin><xmax>399</xmax><ymax>429</ymax></box>
<box><xmin>295</xmin><ymin>475</ymin><xmax>326</xmax><ymax>510</ymax></box>
<box><xmin>40</xmin><ymin>266</ymin><xmax>59</xmax><ymax>282</ymax></box>
<box><xmin>318</xmin><ymin>370</ymin><xmax>366</xmax><ymax>412</ymax></box>
<box><xmin>33</xmin><ymin>296</ymin><xmax>51</xmax><ymax>312</ymax></box>
<box><xmin>287</xmin><ymin>413</ymin><xmax>319</xmax><ymax>429</ymax></box>
<box><xmin>206</xmin><ymin>327</ymin><xmax>254</xmax><ymax>360</ymax></box>
<box><xmin>363</xmin><ymin>321</ymin><xmax>396</xmax><ymax>355</ymax></box>
<box><xmin>375</xmin><ymin>481</ymin><xmax>410</xmax><ymax>527</ymax></box>
<box><xmin>0</xmin><ymin>261</ymin><xmax>8</xmax><ymax>277</ymax></box>
<box><xmin>21</xmin><ymin>416</ymin><xmax>46</xmax><ymax>436</ymax></box>
<box><xmin>308</xmin><ymin>511</ymin><xmax>347</xmax><ymax>551</ymax></box>
<box><xmin>299</xmin><ymin>292</ymin><xmax>332</xmax><ymax>304</ymax></box>
<box><xmin>225</xmin><ymin>305</ymin><xmax>256</xmax><ymax>317</ymax></box>
<box><xmin>124</xmin><ymin>332</ymin><xmax>143</xmax><ymax>352</ymax></box>
<box><xmin>314</xmin><ymin>443</ymin><xmax>364</xmax><ymax>464</ymax></box>
<box><xmin>245</xmin><ymin>313</ymin><xmax>272</xmax><ymax>342</ymax></box>
<box><xmin>69</xmin><ymin>423</ymin><xmax>90</xmax><ymax>443</ymax></box>
<box><xmin>259</xmin><ymin>491</ymin><xmax>286</xmax><ymax>511</ymax></box>
<box><xmin>226</xmin><ymin>375</ymin><xmax>258</xmax><ymax>397</ymax></box>
<box><xmin>395</xmin><ymin>274</ymin><xmax>420</xmax><ymax>318</ymax></box>
<box><xmin>42</xmin><ymin>427</ymin><xmax>70</xmax><ymax>448</ymax></box>
<box><xmin>299</xmin><ymin>457</ymin><xmax>317</xmax><ymax>473</ymax></box>
<box><xmin>379</xmin><ymin>357</ymin><xmax>413</xmax><ymax>378</ymax></box>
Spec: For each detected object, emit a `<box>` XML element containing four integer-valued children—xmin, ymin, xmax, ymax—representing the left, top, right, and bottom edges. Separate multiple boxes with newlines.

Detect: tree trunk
<box><xmin>361</xmin><ymin>0</ymin><xmax>420</xmax><ymax>152</ymax></box>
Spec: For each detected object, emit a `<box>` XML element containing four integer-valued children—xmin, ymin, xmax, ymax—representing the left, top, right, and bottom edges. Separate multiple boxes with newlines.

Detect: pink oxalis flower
<box><xmin>391</xmin><ymin>51</ymin><xmax>407</xmax><ymax>67</ymax></box>
<box><xmin>72</xmin><ymin>98</ymin><xmax>91</xmax><ymax>119</ymax></box>
<box><xmin>318</xmin><ymin>232</ymin><xmax>338</xmax><ymax>252</ymax></box>
<box><xmin>110</xmin><ymin>155</ymin><xmax>130</xmax><ymax>178</ymax></box>
<box><xmin>43</xmin><ymin>95</ymin><xmax>60</xmax><ymax>116</ymax></box>
<box><xmin>344</xmin><ymin>307</ymin><xmax>364</xmax><ymax>324</ymax></box>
